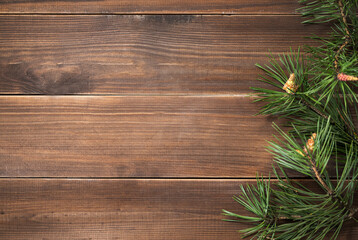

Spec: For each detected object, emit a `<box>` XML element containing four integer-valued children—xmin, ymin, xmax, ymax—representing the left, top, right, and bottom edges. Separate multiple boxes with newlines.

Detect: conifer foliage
<box><xmin>223</xmin><ymin>1</ymin><xmax>358</xmax><ymax>239</ymax></box>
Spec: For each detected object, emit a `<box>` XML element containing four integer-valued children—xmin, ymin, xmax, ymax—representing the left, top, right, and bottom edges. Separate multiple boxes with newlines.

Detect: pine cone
<box><xmin>337</xmin><ymin>73</ymin><xmax>358</xmax><ymax>81</ymax></box>
<box><xmin>296</xmin><ymin>133</ymin><xmax>317</xmax><ymax>156</ymax></box>
<box><xmin>283</xmin><ymin>73</ymin><xmax>298</xmax><ymax>94</ymax></box>
<box><xmin>304</xmin><ymin>133</ymin><xmax>317</xmax><ymax>154</ymax></box>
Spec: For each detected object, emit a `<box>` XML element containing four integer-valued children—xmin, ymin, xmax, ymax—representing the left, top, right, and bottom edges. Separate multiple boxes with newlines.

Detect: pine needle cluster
<box><xmin>223</xmin><ymin>1</ymin><xmax>358</xmax><ymax>239</ymax></box>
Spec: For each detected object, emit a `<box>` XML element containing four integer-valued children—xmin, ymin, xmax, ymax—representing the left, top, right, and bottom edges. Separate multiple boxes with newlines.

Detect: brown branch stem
<box><xmin>300</xmin><ymin>97</ymin><xmax>328</xmax><ymax>119</ymax></box>
<box><xmin>307</xmin><ymin>155</ymin><xmax>333</xmax><ymax>195</ymax></box>
<box><xmin>305</xmin><ymin>153</ymin><xmax>356</xmax><ymax>222</ymax></box>
<box><xmin>298</xmin><ymin>96</ymin><xmax>358</xmax><ymax>143</ymax></box>
<box><xmin>334</xmin><ymin>0</ymin><xmax>351</xmax><ymax>72</ymax></box>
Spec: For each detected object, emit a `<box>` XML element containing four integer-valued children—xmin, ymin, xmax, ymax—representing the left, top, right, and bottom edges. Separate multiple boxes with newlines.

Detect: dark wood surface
<box><xmin>0</xmin><ymin>15</ymin><xmax>329</xmax><ymax>95</ymax></box>
<box><xmin>0</xmin><ymin>0</ymin><xmax>300</xmax><ymax>14</ymax></box>
<box><xmin>1</xmin><ymin>1</ymin><xmax>357</xmax><ymax>239</ymax></box>
<box><xmin>0</xmin><ymin>179</ymin><xmax>357</xmax><ymax>240</ymax></box>
<box><xmin>0</xmin><ymin>96</ymin><xmax>282</xmax><ymax>177</ymax></box>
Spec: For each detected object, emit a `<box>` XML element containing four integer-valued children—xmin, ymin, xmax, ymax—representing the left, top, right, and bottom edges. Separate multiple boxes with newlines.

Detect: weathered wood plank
<box><xmin>0</xmin><ymin>179</ymin><xmax>357</xmax><ymax>239</ymax></box>
<box><xmin>0</xmin><ymin>15</ymin><xmax>329</xmax><ymax>94</ymax></box>
<box><xmin>0</xmin><ymin>95</ymin><xmax>285</xmax><ymax>177</ymax></box>
<box><xmin>0</xmin><ymin>0</ymin><xmax>300</xmax><ymax>14</ymax></box>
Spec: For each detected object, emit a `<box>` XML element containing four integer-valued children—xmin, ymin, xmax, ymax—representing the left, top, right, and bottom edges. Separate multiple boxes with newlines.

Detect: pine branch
<box><xmin>223</xmin><ymin>123</ymin><xmax>358</xmax><ymax>239</ymax></box>
<box><xmin>223</xmin><ymin>0</ymin><xmax>358</xmax><ymax>239</ymax></box>
<box><xmin>252</xmin><ymin>51</ymin><xmax>358</xmax><ymax>145</ymax></box>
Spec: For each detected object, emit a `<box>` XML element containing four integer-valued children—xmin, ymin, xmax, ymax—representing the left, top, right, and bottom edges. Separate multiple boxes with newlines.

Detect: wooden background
<box><xmin>0</xmin><ymin>1</ymin><xmax>357</xmax><ymax>239</ymax></box>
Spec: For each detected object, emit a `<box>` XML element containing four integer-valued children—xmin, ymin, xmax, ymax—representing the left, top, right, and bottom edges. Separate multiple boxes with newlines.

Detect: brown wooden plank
<box><xmin>0</xmin><ymin>15</ymin><xmax>329</xmax><ymax>95</ymax></box>
<box><xmin>0</xmin><ymin>0</ymin><xmax>300</xmax><ymax>14</ymax></box>
<box><xmin>0</xmin><ymin>179</ymin><xmax>357</xmax><ymax>239</ymax></box>
<box><xmin>0</xmin><ymin>95</ymin><xmax>287</xmax><ymax>177</ymax></box>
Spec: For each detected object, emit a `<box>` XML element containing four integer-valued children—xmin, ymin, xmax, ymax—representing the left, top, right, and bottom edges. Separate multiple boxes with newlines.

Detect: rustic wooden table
<box><xmin>0</xmin><ymin>0</ymin><xmax>357</xmax><ymax>239</ymax></box>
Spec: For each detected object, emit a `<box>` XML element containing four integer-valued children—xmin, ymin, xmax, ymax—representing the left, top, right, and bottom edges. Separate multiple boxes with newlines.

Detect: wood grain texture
<box><xmin>2</xmin><ymin>3</ymin><xmax>353</xmax><ymax>239</ymax></box>
<box><xmin>0</xmin><ymin>95</ymin><xmax>286</xmax><ymax>177</ymax></box>
<box><xmin>0</xmin><ymin>179</ymin><xmax>357</xmax><ymax>239</ymax></box>
<box><xmin>0</xmin><ymin>0</ymin><xmax>300</xmax><ymax>14</ymax></box>
<box><xmin>0</xmin><ymin>15</ymin><xmax>329</xmax><ymax>95</ymax></box>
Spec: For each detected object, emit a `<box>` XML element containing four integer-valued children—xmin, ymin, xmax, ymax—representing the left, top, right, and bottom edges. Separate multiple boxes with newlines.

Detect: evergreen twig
<box><xmin>223</xmin><ymin>0</ymin><xmax>358</xmax><ymax>239</ymax></box>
